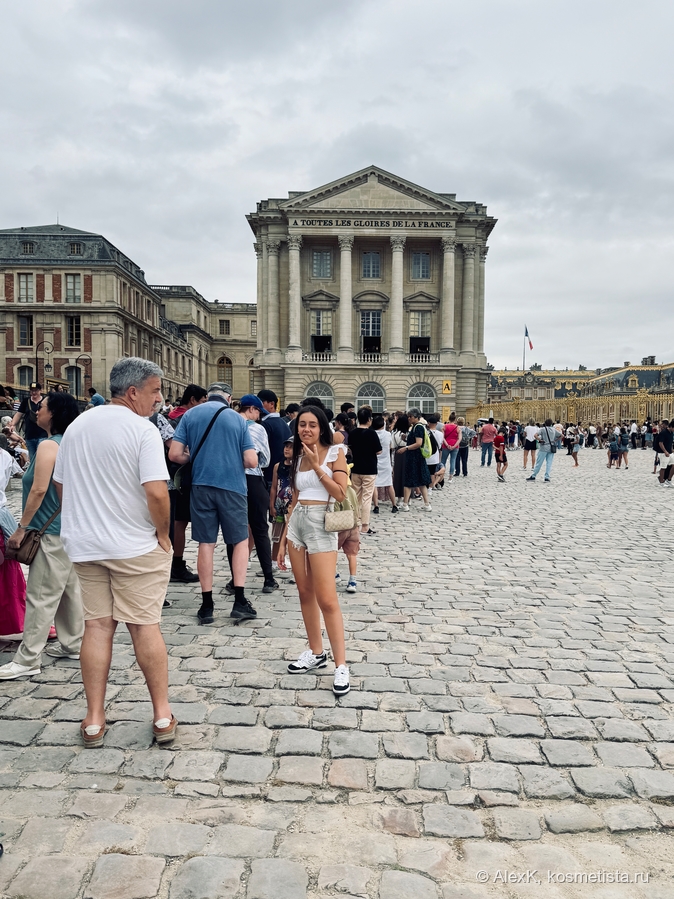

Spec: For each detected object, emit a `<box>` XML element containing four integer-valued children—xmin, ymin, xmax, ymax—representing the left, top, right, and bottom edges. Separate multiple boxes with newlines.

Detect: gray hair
<box><xmin>207</xmin><ymin>382</ymin><xmax>232</xmax><ymax>397</ymax></box>
<box><xmin>407</xmin><ymin>407</ymin><xmax>422</xmax><ymax>419</ymax></box>
<box><xmin>110</xmin><ymin>357</ymin><xmax>163</xmax><ymax>398</ymax></box>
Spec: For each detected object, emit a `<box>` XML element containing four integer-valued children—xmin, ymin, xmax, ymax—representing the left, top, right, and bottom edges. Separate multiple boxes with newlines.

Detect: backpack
<box><xmin>459</xmin><ymin>427</ymin><xmax>471</xmax><ymax>448</ymax></box>
<box><xmin>609</xmin><ymin>438</ymin><xmax>619</xmax><ymax>453</ymax></box>
<box><xmin>419</xmin><ymin>426</ymin><xmax>433</xmax><ymax>459</ymax></box>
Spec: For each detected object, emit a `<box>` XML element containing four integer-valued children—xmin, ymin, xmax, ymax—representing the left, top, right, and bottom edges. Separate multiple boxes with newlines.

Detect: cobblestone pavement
<box><xmin>2</xmin><ymin>447</ymin><xmax>674</xmax><ymax>898</ymax></box>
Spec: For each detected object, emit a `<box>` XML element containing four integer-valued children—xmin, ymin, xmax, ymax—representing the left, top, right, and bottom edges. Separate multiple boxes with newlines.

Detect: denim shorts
<box><xmin>287</xmin><ymin>505</ymin><xmax>337</xmax><ymax>555</ymax></box>
<box><xmin>190</xmin><ymin>484</ymin><xmax>248</xmax><ymax>544</ymax></box>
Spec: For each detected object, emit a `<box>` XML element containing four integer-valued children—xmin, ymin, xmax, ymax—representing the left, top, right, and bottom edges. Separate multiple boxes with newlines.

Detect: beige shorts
<box><xmin>74</xmin><ymin>544</ymin><xmax>172</xmax><ymax>625</ymax></box>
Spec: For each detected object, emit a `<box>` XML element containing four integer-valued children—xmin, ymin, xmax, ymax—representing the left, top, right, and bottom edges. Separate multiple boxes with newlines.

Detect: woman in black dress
<box><xmin>390</xmin><ymin>413</ymin><xmax>409</xmax><ymax>506</ymax></box>
<box><xmin>397</xmin><ymin>408</ymin><xmax>431</xmax><ymax>512</ymax></box>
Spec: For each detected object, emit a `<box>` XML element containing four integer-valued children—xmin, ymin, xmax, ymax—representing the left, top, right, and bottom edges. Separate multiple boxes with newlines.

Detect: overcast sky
<box><xmin>2</xmin><ymin>0</ymin><xmax>673</xmax><ymax>370</ymax></box>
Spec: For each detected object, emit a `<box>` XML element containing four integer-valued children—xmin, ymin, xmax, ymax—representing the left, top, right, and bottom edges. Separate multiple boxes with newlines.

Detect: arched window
<box><xmin>356</xmin><ymin>382</ymin><xmax>385</xmax><ymax>413</ymax></box>
<box><xmin>304</xmin><ymin>381</ymin><xmax>334</xmax><ymax>405</ymax></box>
<box><xmin>407</xmin><ymin>383</ymin><xmax>436</xmax><ymax>414</ymax></box>
<box><xmin>18</xmin><ymin>366</ymin><xmax>34</xmax><ymax>388</ymax></box>
<box><xmin>217</xmin><ymin>356</ymin><xmax>232</xmax><ymax>385</ymax></box>
<box><xmin>66</xmin><ymin>366</ymin><xmax>82</xmax><ymax>397</ymax></box>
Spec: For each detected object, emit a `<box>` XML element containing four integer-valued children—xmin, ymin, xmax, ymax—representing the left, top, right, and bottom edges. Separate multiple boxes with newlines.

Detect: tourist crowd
<box><xmin>1</xmin><ymin>360</ymin><xmax>673</xmax><ymax>749</ymax></box>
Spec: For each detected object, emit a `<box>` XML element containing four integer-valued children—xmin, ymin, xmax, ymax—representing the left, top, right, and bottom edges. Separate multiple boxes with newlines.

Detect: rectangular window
<box><xmin>67</xmin><ymin>315</ymin><xmax>81</xmax><ymax>347</ymax></box>
<box><xmin>312</xmin><ymin>250</ymin><xmax>332</xmax><ymax>279</ymax></box>
<box><xmin>22</xmin><ymin>241</ymin><xmax>35</xmax><ymax>255</ymax></box>
<box><xmin>409</xmin><ymin>311</ymin><xmax>431</xmax><ymax>337</ymax></box>
<box><xmin>65</xmin><ymin>273</ymin><xmax>81</xmax><ymax>303</ymax></box>
<box><xmin>70</xmin><ymin>242</ymin><xmax>83</xmax><ymax>255</ymax></box>
<box><xmin>310</xmin><ymin>310</ymin><xmax>333</xmax><ymax>336</ymax></box>
<box><xmin>537</xmin><ymin>388</ymin><xmax>547</xmax><ymax>399</ymax></box>
<box><xmin>251</xmin><ymin>320</ymin><xmax>257</xmax><ymax>337</ymax></box>
<box><xmin>360</xmin><ymin>310</ymin><xmax>381</xmax><ymax>337</ymax></box>
<box><xmin>18</xmin><ymin>315</ymin><xmax>33</xmax><ymax>346</ymax></box>
<box><xmin>18</xmin><ymin>273</ymin><xmax>33</xmax><ymax>302</ymax></box>
<box><xmin>362</xmin><ymin>252</ymin><xmax>381</xmax><ymax>279</ymax></box>
<box><xmin>219</xmin><ymin>319</ymin><xmax>230</xmax><ymax>335</ymax></box>
<box><xmin>412</xmin><ymin>252</ymin><xmax>431</xmax><ymax>279</ymax></box>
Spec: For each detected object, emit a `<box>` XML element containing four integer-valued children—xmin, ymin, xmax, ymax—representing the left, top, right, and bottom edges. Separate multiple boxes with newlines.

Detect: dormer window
<box><xmin>70</xmin><ymin>242</ymin><xmax>83</xmax><ymax>255</ymax></box>
<box><xmin>22</xmin><ymin>241</ymin><xmax>35</xmax><ymax>255</ymax></box>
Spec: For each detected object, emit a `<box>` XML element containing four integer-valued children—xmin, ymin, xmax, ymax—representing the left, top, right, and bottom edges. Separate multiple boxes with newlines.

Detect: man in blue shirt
<box><xmin>169</xmin><ymin>383</ymin><xmax>258</xmax><ymax>624</ymax></box>
<box><xmin>88</xmin><ymin>387</ymin><xmax>106</xmax><ymax>406</ymax></box>
<box><xmin>257</xmin><ymin>389</ymin><xmax>291</xmax><ymax>487</ymax></box>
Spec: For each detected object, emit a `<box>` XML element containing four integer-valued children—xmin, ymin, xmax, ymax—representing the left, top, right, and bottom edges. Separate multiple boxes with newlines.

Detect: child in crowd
<box><xmin>269</xmin><ymin>438</ymin><xmax>294</xmax><ymax>566</ymax></box>
<box><xmin>607</xmin><ymin>433</ymin><xmax>620</xmax><ymax>468</ymax></box>
<box><xmin>494</xmin><ymin>426</ymin><xmax>508</xmax><ymax>482</ymax></box>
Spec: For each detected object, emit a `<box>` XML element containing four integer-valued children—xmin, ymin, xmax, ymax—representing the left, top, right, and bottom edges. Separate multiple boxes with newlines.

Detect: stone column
<box><xmin>460</xmin><ymin>243</ymin><xmax>476</xmax><ymax>354</ymax></box>
<box><xmin>389</xmin><ymin>235</ymin><xmax>406</xmax><ymax>362</ymax></box>
<box><xmin>477</xmin><ymin>246</ymin><xmax>488</xmax><ymax>355</ymax></box>
<box><xmin>254</xmin><ymin>242</ymin><xmax>263</xmax><ymax>363</ymax></box>
<box><xmin>260</xmin><ymin>240</ymin><xmax>269</xmax><ymax>356</ymax></box>
<box><xmin>266</xmin><ymin>239</ymin><xmax>281</xmax><ymax>362</ymax></box>
<box><xmin>337</xmin><ymin>235</ymin><xmax>354</xmax><ymax>363</ymax></box>
<box><xmin>440</xmin><ymin>236</ymin><xmax>456</xmax><ymax>361</ymax></box>
<box><xmin>286</xmin><ymin>234</ymin><xmax>302</xmax><ymax>363</ymax></box>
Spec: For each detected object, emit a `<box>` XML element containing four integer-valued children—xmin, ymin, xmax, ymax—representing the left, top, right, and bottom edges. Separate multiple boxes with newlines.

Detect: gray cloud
<box><xmin>2</xmin><ymin>0</ymin><xmax>674</xmax><ymax>368</ymax></box>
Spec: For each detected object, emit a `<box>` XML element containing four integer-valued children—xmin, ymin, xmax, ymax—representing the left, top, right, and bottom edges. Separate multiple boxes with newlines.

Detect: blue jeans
<box><xmin>26</xmin><ymin>437</ymin><xmax>44</xmax><ymax>461</ymax></box>
<box><xmin>441</xmin><ymin>447</ymin><xmax>459</xmax><ymax>474</ymax></box>
<box><xmin>531</xmin><ymin>448</ymin><xmax>555</xmax><ymax>480</ymax></box>
<box><xmin>481</xmin><ymin>442</ymin><xmax>494</xmax><ymax>466</ymax></box>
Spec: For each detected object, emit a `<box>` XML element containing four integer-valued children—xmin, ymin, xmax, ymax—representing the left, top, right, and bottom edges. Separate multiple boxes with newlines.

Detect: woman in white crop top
<box><xmin>278</xmin><ymin>405</ymin><xmax>351</xmax><ymax>696</ymax></box>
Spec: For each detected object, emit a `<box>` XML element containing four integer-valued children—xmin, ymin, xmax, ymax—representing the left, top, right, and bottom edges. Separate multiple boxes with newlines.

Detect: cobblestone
<box><xmin>4</xmin><ymin>451</ymin><xmax>674</xmax><ymax>894</ymax></box>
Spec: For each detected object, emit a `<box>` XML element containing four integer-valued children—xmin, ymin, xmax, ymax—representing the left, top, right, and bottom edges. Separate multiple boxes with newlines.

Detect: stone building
<box><xmin>470</xmin><ymin>359</ymin><xmax>674</xmax><ymax>425</ymax></box>
<box><xmin>150</xmin><ymin>285</ymin><xmax>257</xmax><ymax>399</ymax></box>
<box><xmin>0</xmin><ymin>225</ymin><xmax>256</xmax><ymax>403</ymax></box>
<box><xmin>247</xmin><ymin>166</ymin><xmax>496</xmax><ymax>415</ymax></box>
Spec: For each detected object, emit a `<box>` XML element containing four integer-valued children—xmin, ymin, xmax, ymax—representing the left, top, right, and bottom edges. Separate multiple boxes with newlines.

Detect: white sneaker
<box><xmin>335</xmin><ymin>572</ymin><xmax>342</xmax><ymax>582</ymax></box>
<box><xmin>423</xmin><ymin>503</ymin><xmax>432</xmax><ymax>512</ymax></box>
<box><xmin>0</xmin><ymin>661</ymin><xmax>40</xmax><ymax>680</ymax></box>
<box><xmin>333</xmin><ymin>664</ymin><xmax>350</xmax><ymax>696</ymax></box>
<box><xmin>346</xmin><ymin>578</ymin><xmax>357</xmax><ymax>593</ymax></box>
<box><xmin>287</xmin><ymin>649</ymin><xmax>328</xmax><ymax>673</ymax></box>
<box><xmin>44</xmin><ymin>642</ymin><xmax>80</xmax><ymax>660</ymax></box>
<box><xmin>400</xmin><ymin>503</ymin><xmax>410</xmax><ymax>512</ymax></box>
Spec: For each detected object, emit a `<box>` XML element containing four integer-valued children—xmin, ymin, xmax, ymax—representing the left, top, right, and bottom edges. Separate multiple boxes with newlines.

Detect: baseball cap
<box><xmin>29</xmin><ymin>382</ymin><xmax>41</xmax><ymax>390</ymax></box>
<box><xmin>239</xmin><ymin>394</ymin><xmax>265</xmax><ymax>411</ymax></box>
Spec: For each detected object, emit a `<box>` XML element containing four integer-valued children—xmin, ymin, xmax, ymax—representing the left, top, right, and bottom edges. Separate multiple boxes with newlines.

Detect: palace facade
<box><xmin>0</xmin><ymin>225</ymin><xmax>256</xmax><ymax>403</ymax></box>
<box><xmin>247</xmin><ymin>166</ymin><xmax>496</xmax><ymax>415</ymax></box>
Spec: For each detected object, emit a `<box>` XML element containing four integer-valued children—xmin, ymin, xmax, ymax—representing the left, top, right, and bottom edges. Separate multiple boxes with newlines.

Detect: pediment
<box><xmin>302</xmin><ymin>289</ymin><xmax>340</xmax><ymax>309</ymax></box>
<box><xmin>403</xmin><ymin>290</ymin><xmax>440</xmax><ymax>308</ymax></box>
<box><xmin>281</xmin><ymin>166</ymin><xmax>464</xmax><ymax>213</ymax></box>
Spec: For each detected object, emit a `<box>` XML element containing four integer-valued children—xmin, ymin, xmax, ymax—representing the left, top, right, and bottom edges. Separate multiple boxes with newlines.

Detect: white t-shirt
<box><xmin>524</xmin><ymin>425</ymin><xmax>538</xmax><ymax>442</ymax></box>
<box><xmin>375</xmin><ymin>428</ymin><xmax>393</xmax><ymax>486</ymax></box>
<box><xmin>427</xmin><ymin>428</ymin><xmax>441</xmax><ymax>466</ymax></box>
<box><xmin>53</xmin><ymin>405</ymin><xmax>169</xmax><ymax>562</ymax></box>
<box><xmin>0</xmin><ymin>448</ymin><xmax>22</xmax><ymax>507</ymax></box>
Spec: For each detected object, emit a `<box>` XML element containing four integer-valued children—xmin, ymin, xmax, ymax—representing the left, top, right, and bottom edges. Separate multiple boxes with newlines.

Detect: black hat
<box><xmin>29</xmin><ymin>382</ymin><xmax>41</xmax><ymax>390</ymax></box>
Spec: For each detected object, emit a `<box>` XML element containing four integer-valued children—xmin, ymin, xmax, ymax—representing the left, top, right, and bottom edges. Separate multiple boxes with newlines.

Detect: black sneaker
<box><xmin>163</xmin><ymin>599</ymin><xmax>171</xmax><ymax>609</ymax></box>
<box><xmin>230</xmin><ymin>598</ymin><xmax>257</xmax><ymax>622</ymax></box>
<box><xmin>262</xmin><ymin>578</ymin><xmax>279</xmax><ymax>594</ymax></box>
<box><xmin>372</xmin><ymin>506</ymin><xmax>379</xmax><ymax>514</ymax></box>
<box><xmin>224</xmin><ymin>580</ymin><xmax>235</xmax><ymax>595</ymax></box>
<box><xmin>170</xmin><ymin>561</ymin><xmax>200</xmax><ymax>583</ymax></box>
<box><xmin>391</xmin><ymin>505</ymin><xmax>399</xmax><ymax>513</ymax></box>
<box><xmin>197</xmin><ymin>604</ymin><xmax>214</xmax><ymax>625</ymax></box>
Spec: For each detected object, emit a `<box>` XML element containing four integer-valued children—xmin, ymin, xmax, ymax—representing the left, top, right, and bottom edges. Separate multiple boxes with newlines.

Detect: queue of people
<box><xmin>1</xmin><ymin>357</ymin><xmax>670</xmax><ymax>750</ymax></box>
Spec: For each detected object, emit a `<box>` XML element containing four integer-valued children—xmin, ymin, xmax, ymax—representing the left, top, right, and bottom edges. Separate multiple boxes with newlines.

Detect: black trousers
<box><xmin>227</xmin><ymin>474</ymin><xmax>273</xmax><ymax>580</ymax></box>
<box><xmin>455</xmin><ymin>446</ymin><xmax>469</xmax><ymax>476</ymax></box>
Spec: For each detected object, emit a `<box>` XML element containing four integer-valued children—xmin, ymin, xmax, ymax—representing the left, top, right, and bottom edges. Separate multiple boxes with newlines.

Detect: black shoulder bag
<box><xmin>173</xmin><ymin>405</ymin><xmax>226</xmax><ymax>494</ymax></box>
<box><xmin>545</xmin><ymin>427</ymin><xmax>557</xmax><ymax>454</ymax></box>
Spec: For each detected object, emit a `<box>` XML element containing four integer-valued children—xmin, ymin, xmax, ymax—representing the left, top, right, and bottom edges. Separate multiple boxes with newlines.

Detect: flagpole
<box><xmin>523</xmin><ymin>329</ymin><xmax>526</xmax><ymax>374</ymax></box>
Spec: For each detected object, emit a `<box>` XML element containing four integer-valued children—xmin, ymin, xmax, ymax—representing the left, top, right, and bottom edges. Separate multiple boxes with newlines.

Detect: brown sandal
<box><xmin>153</xmin><ymin>715</ymin><xmax>178</xmax><ymax>744</ymax></box>
<box><xmin>80</xmin><ymin>723</ymin><xmax>106</xmax><ymax>748</ymax></box>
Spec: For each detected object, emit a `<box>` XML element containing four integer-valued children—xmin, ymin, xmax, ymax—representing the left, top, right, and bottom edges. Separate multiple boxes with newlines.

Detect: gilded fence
<box><xmin>466</xmin><ymin>389</ymin><xmax>674</xmax><ymax>425</ymax></box>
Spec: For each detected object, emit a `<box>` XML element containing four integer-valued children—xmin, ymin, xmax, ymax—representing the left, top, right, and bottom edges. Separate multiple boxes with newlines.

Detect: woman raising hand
<box><xmin>278</xmin><ymin>405</ymin><xmax>350</xmax><ymax>695</ymax></box>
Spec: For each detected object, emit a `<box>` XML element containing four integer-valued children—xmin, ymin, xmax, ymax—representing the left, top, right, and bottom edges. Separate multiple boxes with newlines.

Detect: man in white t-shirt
<box><xmin>53</xmin><ymin>357</ymin><xmax>177</xmax><ymax>749</ymax></box>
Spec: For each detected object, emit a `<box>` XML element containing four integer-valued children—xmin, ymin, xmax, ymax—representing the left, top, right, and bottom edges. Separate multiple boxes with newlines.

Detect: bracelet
<box><xmin>317</xmin><ymin>473</ymin><xmax>325</xmax><ymax>482</ymax></box>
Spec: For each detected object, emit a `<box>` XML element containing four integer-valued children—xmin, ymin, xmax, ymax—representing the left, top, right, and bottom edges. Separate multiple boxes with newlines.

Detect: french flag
<box><xmin>525</xmin><ymin>326</ymin><xmax>533</xmax><ymax>350</ymax></box>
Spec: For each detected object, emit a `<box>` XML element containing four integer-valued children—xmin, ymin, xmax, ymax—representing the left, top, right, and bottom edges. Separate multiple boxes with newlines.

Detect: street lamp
<box><xmin>74</xmin><ymin>354</ymin><xmax>92</xmax><ymax>398</ymax></box>
<box><xmin>35</xmin><ymin>341</ymin><xmax>53</xmax><ymax>386</ymax></box>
